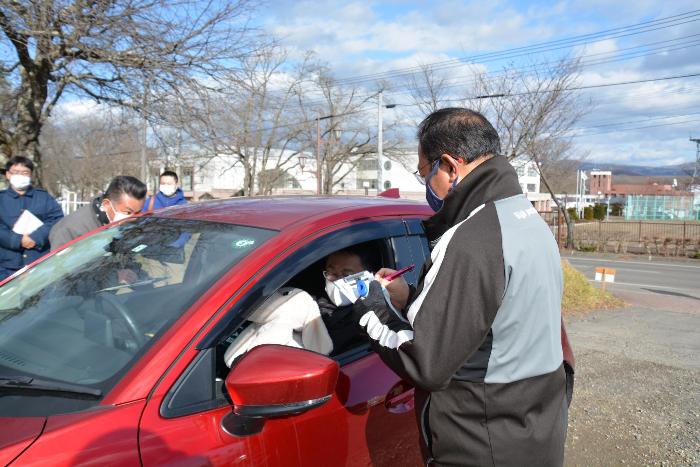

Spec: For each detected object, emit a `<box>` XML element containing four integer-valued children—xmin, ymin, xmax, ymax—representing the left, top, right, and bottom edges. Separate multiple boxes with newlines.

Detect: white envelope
<box><xmin>12</xmin><ymin>210</ymin><xmax>44</xmax><ymax>235</ymax></box>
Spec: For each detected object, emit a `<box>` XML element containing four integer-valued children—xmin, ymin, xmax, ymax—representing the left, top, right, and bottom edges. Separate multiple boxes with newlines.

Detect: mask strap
<box><xmin>425</xmin><ymin>160</ymin><xmax>441</xmax><ymax>188</ymax></box>
<box><xmin>426</xmin><ymin>159</ymin><xmax>461</xmax><ymax>200</ymax></box>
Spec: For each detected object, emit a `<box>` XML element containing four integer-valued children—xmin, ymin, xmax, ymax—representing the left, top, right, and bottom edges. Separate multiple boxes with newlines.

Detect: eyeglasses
<box><xmin>8</xmin><ymin>170</ymin><xmax>31</xmax><ymax>177</ymax></box>
<box><xmin>322</xmin><ymin>270</ymin><xmax>354</xmax><ymax>282</ymax></box>
<box><xmin>413</xmin><ymin>160</ymin><xmax>439</xmax><ymax>185</ymax></box>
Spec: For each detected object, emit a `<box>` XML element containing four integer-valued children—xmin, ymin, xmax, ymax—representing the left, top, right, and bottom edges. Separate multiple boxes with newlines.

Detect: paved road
<box><xmin>562</xmin><ymin>255</ymin><xmax>700</xmax><ymax>465</ymax></box>
<box><xmin>562</xmin><ymin>254</ymin><xmax>700</xmax><ymax>300</ymax></box>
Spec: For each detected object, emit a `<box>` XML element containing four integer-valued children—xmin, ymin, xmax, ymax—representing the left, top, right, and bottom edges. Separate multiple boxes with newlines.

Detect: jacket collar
<box><xmin>7</xmin><ymin>186</ymin><xmax>34</xmax><ymax>198</ymax></box>
<box><xmin>423</xmin><ymin>155</ymin><xmax>523</xmax><ymax>242</ymax></box>
<box><xmin>91</xmin><ymin>196</ymin><xmax>110</xmax><ymax>225</ymax></box>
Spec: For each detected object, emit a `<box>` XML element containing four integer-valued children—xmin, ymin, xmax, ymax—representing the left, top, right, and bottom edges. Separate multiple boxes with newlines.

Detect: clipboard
<box><xmin>12</xmin><ymin>210</ymin><xmax>44</xmax><ymax>235</ymax></box>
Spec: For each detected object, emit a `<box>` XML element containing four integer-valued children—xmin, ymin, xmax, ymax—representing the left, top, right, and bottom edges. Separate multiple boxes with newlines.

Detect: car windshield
<box><xmin>0</xmin><ymin>217</ymin><xmax>275</xmax><ymax>399</ymax></box>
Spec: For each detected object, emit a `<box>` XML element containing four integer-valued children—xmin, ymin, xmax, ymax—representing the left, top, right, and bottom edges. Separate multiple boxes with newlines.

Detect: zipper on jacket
<box><xmin>420</xmin><ymin>394</ymin><xmax>433</xmax><ymax>454</ymax></box>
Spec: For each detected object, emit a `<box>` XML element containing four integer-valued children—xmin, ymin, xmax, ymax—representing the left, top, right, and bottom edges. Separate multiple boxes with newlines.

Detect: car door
<box><xmin>138</xmin><ymin>219</ymin><xmax>426</xmax><ymax>466</ymax></box>
<box><xmin>291</xmin><ymin>221</ymin><xmax>427</xmax><ymax>466</ymax></box>
<box><xmin>138</xmin><ymin>346</ymin><xmax>301</xmax><ymax>466</ymax></box>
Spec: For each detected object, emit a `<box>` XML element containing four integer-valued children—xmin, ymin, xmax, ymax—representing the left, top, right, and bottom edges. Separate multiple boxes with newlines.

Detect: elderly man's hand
<box><xmin>374</xmin><ymin>268</ymin><xmax>410</xmax><ymax>311</ymax></box>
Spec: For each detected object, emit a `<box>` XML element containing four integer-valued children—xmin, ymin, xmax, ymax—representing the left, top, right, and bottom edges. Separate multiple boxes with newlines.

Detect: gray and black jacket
<box><xmin>358</xmin><ymin>156</ymin><xmax>567</xmax><ymax>466</ymax></box>
<box><xmin>49</xmin><ymin>196</ymin><xmax>109</xmax><ymax>251</ymax></box>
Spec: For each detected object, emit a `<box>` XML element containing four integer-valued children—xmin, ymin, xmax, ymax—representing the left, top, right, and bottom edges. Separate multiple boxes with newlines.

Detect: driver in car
<box><xmin>318</xmin><ymin>246</ymin><xmax>380</xmax><ymax>355</ymax></box>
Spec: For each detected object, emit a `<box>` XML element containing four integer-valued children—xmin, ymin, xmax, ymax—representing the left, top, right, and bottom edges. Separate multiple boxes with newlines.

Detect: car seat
<box><xmin>223</xmin><ymin>287</ymin><xmax>333</xmax><ymax>367</ymax></box>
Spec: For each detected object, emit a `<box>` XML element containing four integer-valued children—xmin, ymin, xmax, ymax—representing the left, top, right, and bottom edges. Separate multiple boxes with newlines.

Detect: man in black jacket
<box><xmin>353</xmin><ymin>108</ymin><xmax>567</xmax><ymax>466</ymax></box>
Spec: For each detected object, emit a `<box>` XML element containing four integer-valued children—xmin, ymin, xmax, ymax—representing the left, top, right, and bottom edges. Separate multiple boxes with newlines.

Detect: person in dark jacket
<box><xmin>352</xmin><ymin>108</ymin><xmax>567</xmax><ymax>466</ymax></box>
<box><xmin>49</xmin><ymin>175</ymin><xmax>147</xmax><ymax>250</ymax></box>
<box><xmin>0</xmin><ymin>156</ymin><xmax>64</xmax><ymax>280</ymax></box>
<box><xmin>142</xmin><ymin>170</ymin><xmax>187</xmax><ymax>212</ymax></box>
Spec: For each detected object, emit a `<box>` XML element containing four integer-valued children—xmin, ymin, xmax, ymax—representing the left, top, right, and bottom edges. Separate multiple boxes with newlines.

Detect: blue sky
<box><xmin>260</xmin><ymin>0</ymin><xmax>700</xmax><ymax>167</ymax></box>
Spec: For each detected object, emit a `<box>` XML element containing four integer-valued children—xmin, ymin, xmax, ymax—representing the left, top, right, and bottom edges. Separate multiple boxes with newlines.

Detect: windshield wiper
<box><xmin>0</xmin><ymin>376</ymin><xmax>102</xmax><ymax>399</ymax></box>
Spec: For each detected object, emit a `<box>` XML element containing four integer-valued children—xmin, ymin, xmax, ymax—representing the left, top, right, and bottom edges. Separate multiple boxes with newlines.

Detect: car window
<box><xmin>391</xmin><ymin>235</ymin><xmax>426</xmax><ymax>288</ymax></box>
<box><xmin>221</xmin><ymin>238</ymin><xmax>393</xmax><ymax>364</ymax></box>
<box><xmin>163</xmin><ymin>221</ymin><xmax>407</xmax><ymax>418</ymax></box>
<box><xmin>0</xmin><ymin>217</ymin><xmax>276</xmax><ymax>411</ymax></box>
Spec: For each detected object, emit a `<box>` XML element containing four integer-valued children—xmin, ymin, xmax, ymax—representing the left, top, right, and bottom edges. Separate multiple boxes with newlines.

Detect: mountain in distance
<box><xmin>578</xmin><ymin>161</ymin><xmax>695</xmax><ymax>176</ymax></box>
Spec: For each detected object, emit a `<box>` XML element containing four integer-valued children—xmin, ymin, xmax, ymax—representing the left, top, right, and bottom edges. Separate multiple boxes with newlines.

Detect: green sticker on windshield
<box><xmin>233</xmin><ymin>239</ymin><xmax>255</xmax><ymax>249</ymax></box>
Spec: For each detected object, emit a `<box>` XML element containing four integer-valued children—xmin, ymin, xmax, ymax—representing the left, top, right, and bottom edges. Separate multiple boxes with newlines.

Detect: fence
<box><xmin>60</xmin><ymin>199</ymin><xmax>90</xmax><ymax>215</ymax></box>
<box><xmin>539</xmin><ymin>211</ymin><xmax>700</xmax><ymax>257</ymax></box>
<box><xmin>539</xmin><ymin>211</ymin><xmax>566</xmax><ymax>248</ymax></box>
<box><xmin>625</xmin><ymin>194</ymin><xmax>700</xmax><ymax>221</ymax></box>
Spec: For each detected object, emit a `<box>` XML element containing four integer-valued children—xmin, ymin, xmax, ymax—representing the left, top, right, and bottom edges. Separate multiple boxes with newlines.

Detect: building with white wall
<box><xmin>153</xmin><ymin>150</ymin><xmax>550</xmax><ymax>209</ymax></box>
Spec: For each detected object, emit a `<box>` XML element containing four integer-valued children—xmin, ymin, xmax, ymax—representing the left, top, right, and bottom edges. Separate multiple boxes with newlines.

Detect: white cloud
<box><xmin>52</xmin><ymin>100</ymin><xmax>102</xmax><ymax>120</ymax></box>
<box><xmin>575</xmin><ymin>38</ymin><xmax>618</xmax><ymax>58</ymax></box>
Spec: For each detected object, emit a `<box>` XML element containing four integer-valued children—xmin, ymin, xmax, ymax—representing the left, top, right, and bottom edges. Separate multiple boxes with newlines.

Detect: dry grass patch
<box><xmin>561</xmin><ymin>260</ymin><xmax>624</xmax><ymax>314</ymax></box>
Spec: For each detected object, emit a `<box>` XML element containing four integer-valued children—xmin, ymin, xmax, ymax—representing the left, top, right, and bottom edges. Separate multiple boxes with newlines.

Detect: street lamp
<box><xmin>377</xmin><ymin>90</ymin><xmax>396</xmax><ymax>193</ymax></box>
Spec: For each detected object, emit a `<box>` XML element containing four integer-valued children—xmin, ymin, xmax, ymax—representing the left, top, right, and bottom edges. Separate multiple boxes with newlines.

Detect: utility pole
<box><xmin>316</xmin><ymin>115</ymin><xmax>321</xmax><ymax>195</ymax></box>
<box><xmin>376</xmin><ymin>91</ymin><xmax>396</xmax><ymax>194</ymax></box>
<box><xmin>141</xmin><ymin>89</ymin><xmax>149</xmax><ymax>188</ymax></box>
<box><xmin>690</xmin><ymin>137</ymin><xmax>700</xmax><ymax>187</ymax></box>
<box><xmin>576</xmin><ymin>169</ymin><xmax>588</xmax><ymax>219</ymax></box>
<box><xmin>575</xmin><ymin>170</ymin><xmax>580</xmax><ymax>218</ymax></box>
<box><xmin>377</xmin><ymin>90</ymin><xmax>383</xmax><ymax>193</ymax></box>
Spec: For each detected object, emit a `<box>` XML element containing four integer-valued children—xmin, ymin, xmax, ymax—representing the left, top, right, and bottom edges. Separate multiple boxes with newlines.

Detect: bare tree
<box><xmin>0</xmin><ymin>71</ymin><xmax>15</xmax><ymax>158</ymax></box>
<box><xmin>407</xmin><ymin>63</ymin><xmax>452</xmax><ymax>117</ymax></box>
<box><xmin>404</xmin><ymin>57</ymin><xmax>589</xmax><ymax>246</ymax></box>
<box><xmin>311</xmin><ymin>71</ymin><xmax>378</xmax><ymax>194</ymax></box>
<box><xmin>302</xmin><ymin>71</ymin><xmax>406</xmax><ymax>194</ymax></box>
<box><xmin>172</xmin><ymin>47</ymin><xmax>316</xmax><ymax>197</ymax></box>
<box><xmin>473</xmin><ymin>58</ymin><xmax>590</xmax><ymax>248</ymax></box>
<box><xmin>166</xmin><ymin>53</ymin><xmax>405</xmax><ymax>197</ymax></box>
<box><xmin>41</xmin><ymin>113</ymin><xmax>143</xmax><ymax>199</ymax></box>
<box><xmin>0</xmin><ymin>0</ymin><xmax>261</xmax><ymax>184</ymax></box>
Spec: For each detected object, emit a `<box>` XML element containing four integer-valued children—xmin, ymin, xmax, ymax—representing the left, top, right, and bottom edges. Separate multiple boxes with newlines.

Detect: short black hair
<box><xmin>417</xmin><ymin>108</ymin><xmax>501</xmax><ymax>163</ymax></box>
<box><xmin>105</xmin><ymin>175</ymin><xmax>147</xmax><ymax>202</ymax></box>
<box><xmin>329</xmin><ymin>244</ymin><xmax>378</xmax><ymax>273</ymax></box>
<box><xmin>5</xmin><ymin>156</ymin><xmax>34</xmax><ymax>173</ymax></box>
<box><xmin>160</xmin><ymin>170</ymin><xmax>178</xmax><ymax>182</ymax></box>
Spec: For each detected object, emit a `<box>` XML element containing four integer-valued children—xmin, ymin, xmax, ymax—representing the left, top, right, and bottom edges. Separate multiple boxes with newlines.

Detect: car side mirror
<box><xmin>221</xmin><ymin>344</ymin><xmax>339</xmax><ymax>436</ymax></box>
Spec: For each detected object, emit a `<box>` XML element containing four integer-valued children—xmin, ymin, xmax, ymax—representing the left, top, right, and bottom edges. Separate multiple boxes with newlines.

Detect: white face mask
<box><xmin>9</xmin><ymin>175</ymin><xmax>31</xmax><ymax>191</ymax></box>
<box><xmin>160</xmin><ymin>184</ymin><xmax>177</xmax><ymax>197</ymax></box>
<box><xmin>106</xmin><ymin>200</ymin><xmax>131</xmax><ymax>222</ymax></box>
<box><xmin>324</xmin><ymin>278</ymin><xmax>360</xmax><ymax>307</ymax></box>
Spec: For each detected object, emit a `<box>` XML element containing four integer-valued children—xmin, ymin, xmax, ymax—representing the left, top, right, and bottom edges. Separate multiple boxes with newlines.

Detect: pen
<box><xmin>384</xmin><ymin>264</ymin><xmax>415</xmax><ymax>282</ymax></box>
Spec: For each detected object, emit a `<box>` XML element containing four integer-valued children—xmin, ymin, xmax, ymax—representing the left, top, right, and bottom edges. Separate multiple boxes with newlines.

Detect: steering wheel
<box><xmin>96</xmin><ymin>293</ymin><xmax>146</xmax><ymax>348</ymax></box>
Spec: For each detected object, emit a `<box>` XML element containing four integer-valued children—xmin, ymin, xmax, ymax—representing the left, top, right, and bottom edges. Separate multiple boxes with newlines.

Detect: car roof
<box><xmin>151</xmin><ymin>196</ymin><xmax>432</xmax><ymax>230</ymax></box>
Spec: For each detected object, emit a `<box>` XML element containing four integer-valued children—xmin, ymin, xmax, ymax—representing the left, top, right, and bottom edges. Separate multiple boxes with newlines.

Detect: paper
<box><xmin>12</xmin><ymin>210</ymin><xmax>44</xmax><ymax>235</ymax></box>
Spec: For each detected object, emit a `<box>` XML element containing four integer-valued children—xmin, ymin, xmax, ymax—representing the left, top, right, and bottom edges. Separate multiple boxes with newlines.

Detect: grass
<box><xmin>561</xmin><ymin>260</ymin><xmax>624</xmax><ymax>314</ymax></box>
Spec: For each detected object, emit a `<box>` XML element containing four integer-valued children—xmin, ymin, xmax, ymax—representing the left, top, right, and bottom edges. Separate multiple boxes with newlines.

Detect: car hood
<box><xmin>0</xmin><ymin>417</ymin><xmax>46</xmax><ymax>465</ymax></box>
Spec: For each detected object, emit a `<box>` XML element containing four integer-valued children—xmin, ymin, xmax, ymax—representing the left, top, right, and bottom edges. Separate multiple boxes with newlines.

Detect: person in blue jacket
<box><xmin>0</xmin><ymin>156</ymin><xmax>64</xmax><ymax>280</ymax></box>
<box><xmin>142</xmin><ymin>170</ymin><xmax>187</xmax><ymax>212</ymax></box>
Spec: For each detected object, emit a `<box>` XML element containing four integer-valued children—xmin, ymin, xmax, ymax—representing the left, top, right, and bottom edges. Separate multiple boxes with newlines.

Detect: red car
<box><xmin>0</xmin><ymin>197</ymin><xmax>574</xmax><ymax>466</ymax></box>
<box><xmin>0</xmin><ymin>197</ymin><xmax>435</xmax><ymax>466</ymax></box>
